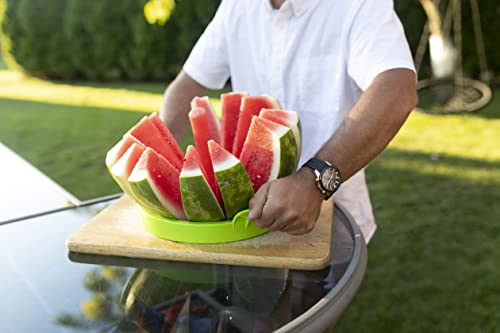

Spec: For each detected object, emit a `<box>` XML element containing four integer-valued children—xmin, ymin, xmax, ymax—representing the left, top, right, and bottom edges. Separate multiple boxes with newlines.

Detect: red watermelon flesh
<box><xmin>148</xmin><ymin>112</ymin><xmax>184</xmax><ymax>162</ymax></box>
<box><xmin>109</xmin><ymin>142</ymin><xmax>145</xmax><ymax>196</ymax></box>
<box><xmin>182</xmin><ymin>145</ymin><xmax>201</xmax><ymax>172</ymax></box>
<box><xmin>259</xmin><ymin>109</ymin><xmax>302</xmax><ymax>153</ymax></box>
<box><xmin>105</xmin><ymin>135</ymin><xmax>136</xmax><ymax>169</ymax></box>
<box><xmin>128</xmin><ymin>148</ymin><xmax>186</xmax><ymax>220</ymax></box>
<box><xmin>239</xmin><ymin>117</ymin><xmax>275</xmax><ymax>192</ymax></box>
<box><xmin>112</xmin><ymin>142</ymin><xmax>145</xmax><ymax>179</ymax></box>
<box><xmin>232</xmin><ymin>95</ymin><xmax>280</xmax><ymax>158</ymax></box>
<box><xmin>240</xmin><ymin>116</ymin><xmax>298</xmax><ymax>193</ymax></box>
<box><xmin>128</xmin><ymin>116</ymin><xmax>183</xmax><ymax>171</ymax></box>
<box><xmin>221</xmin><ymin>92</ymin><xmax>247</xmax><ymax>152</ymax></box>
<box><xmin>188</xmin><ymin>107</ymin><xmax>224</xmax><ymax>209</ymax></box>
<box><xmin>191</xmin><ymin>96</ymin><xmax>221</xmax><ymax>143</ymax></box>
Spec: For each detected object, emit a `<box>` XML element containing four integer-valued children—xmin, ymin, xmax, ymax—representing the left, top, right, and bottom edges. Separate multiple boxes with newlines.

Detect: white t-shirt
<box><xmin>184</xmin><ymin>0</ymin><xmax>415</xmax><ymax>242</ymax></box>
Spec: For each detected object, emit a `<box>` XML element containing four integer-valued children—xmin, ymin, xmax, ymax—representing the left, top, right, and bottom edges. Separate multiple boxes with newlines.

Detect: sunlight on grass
<box><xmin>0</xmin><ymin>70</ymin><xmax>221</xmax><ymax>114</ymax></box>
<box><xmin>389</xmin><ymin>110</ymin><xmax>500</xmax><ymax>162</ymax></box>
<box><xmin>376</xmin><ymin>151</ymin><xmax>500</xmax><ymax>185</ymax></box>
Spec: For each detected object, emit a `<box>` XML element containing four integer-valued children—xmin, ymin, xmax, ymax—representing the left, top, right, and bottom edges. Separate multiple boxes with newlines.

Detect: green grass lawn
<box><xmin>0</xmin><ymin>70</ymin><xmax>499</xmax><ymax>332</ymax></box>
<box><xmin>0</xmin><ymin>71</ymin><xmax>224</xmax><ymax>199</ymax></box>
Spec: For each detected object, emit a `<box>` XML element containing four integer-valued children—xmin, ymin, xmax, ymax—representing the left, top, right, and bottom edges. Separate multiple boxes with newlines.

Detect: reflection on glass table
<box><xmin>0</xmin><ymin>199</ymin><xmax>366</xmax><ymax>333</ymax></box>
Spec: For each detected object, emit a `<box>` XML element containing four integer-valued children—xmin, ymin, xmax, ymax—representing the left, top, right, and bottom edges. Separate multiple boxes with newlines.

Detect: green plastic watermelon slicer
<box><xmin>141</xmin><ymin>209</ymin><xmax>268</xmax><ymax>244</ymax></box>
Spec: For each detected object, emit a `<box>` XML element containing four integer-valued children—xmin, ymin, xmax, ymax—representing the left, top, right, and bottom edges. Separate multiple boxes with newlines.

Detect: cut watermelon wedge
<box><xmin>128</xmin><ymin>148</ymin><xmax>186</xmax><ymax>220</ymax></box>
<box><xmin>189</xmin><ymin>107</ymin><xmax>224</xmax><ymax>209</ymax></box>
<box><xmin>180</xmin><ymin>146</ymin><xmax>225</xmax><ymax>222</ymax></box>
<box><xmin>148</xmin><ymin>112</ymin><xmax>184</xmax><ymax>159</ymax></box>
<box><xmin>221</xmin><ymin>92</ymin><xmax>247</xmax><ymax>152</ymax></box>
<box><xmin>259</xmin><ymin>109</ymin><xmax>302</xmax><ymax>155</ymax></box>
<box><xmin>105</xmin><ymin>136</ymin><xmax>136</xmax><ymax>169</ymax></box>
<box><xmin>232</xmin><ymin>95</ymin><xmax>281</xmax><ymax>158</ymax></box>
<box><xmin>240</xmin><ymin>117</ymin><xmax>298</xmax><ymax>193</ymax></box>
<box><xmin>127</xmin><ymin>115</ymin><xmax>183</xmax><ymax>171</ymax></box>
<box><xmin>109</xmin><ymin>142</ymin><xmax>145</xmax><ymax>198</ymax></box>
<box><xmin>208</xmin><ymin>140</ymin><xmax>254</xmax><ymax>219</ymax></box>
<box><xmin>191</xmin><ymin>96</ymin><xmax>221</xmax><ymax>143</ymax></box>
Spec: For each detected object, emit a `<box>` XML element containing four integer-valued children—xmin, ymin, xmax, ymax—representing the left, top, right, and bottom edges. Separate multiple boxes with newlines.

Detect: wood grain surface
<box><xmin>67</xmin><ymin>195</ymin><xmax>334</xmax><ymax>270</ymax></box>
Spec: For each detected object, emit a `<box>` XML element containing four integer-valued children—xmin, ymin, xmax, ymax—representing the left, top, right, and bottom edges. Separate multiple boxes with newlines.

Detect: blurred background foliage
<box><xmin>0</xmin><ymin>0</ymin><xmax>498</xmax><ymax>82</ymax></box>
<box><xmin>144</xmin><ymin>0</ymin><xmax>176</xmax><ymax>25</ymax></box>
<box><xmin>394</xmin><ymin>0</ymin><xmax>499</xmax><ymax>82</ymax></box>
<box><xmin>0</xmin><ymin>0</ymin><xmax>218</xmax><ymax>81</ymax></box>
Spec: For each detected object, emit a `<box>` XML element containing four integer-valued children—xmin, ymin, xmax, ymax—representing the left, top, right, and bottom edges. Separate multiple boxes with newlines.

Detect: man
<box><xmin>160</xmin><ymin>0</ymin><xmax>417</xmax><ymax>242</ymax></box>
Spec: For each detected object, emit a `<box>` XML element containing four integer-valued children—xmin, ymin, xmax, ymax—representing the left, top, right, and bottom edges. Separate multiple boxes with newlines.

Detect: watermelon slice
<box><xmin>148</xmin><ymin>112</ymin><xmax>185</xmax><ymax>159</ymax></box>
<box><xmin>191</xmin><ymin>96</ymin><xmax>221</xmax><ymax>143</ymax></box>
<box><xmin>232</xmin><ymin>95</ymin><xmax>281</xmax><ymax>158</ymax></box>
<box><xmin>208</xmin><ymin>140</ymin><xmax>254</xmax><ymax>219</ymax></box>
<box><xmin>105</xmin><ymin>136</ymin><xmax>136</xmax><ymax>169</ymax></box>
<box><xmin>189</xmin><ymin>107</ymin><xmax>224</xmax><ymax>209</ymax></box>
<box><xmin>220</xmin><ymin>92</ymin><xmax>247</xmax><ymax>152</ymax></box>
<box><xmin>259</xmin><ymin>109</ymin><xmax>302</xmax><ymax>155</ymax></box>
<box><xmin>180</xmin><ymin>145</ymin><xmax>225</xmax><ymax>222</ymax></box>
<box><xmin>109</xmin><ymin>142</ymin><xmax>145</xmax><ymax>198</ymax></box>
<box><xmin>128</xmin><ymin>148</ymin><xmax>186</xmax><ymax>220</ymax></box>
<box><xmin>240</xmin><ymin>117</ymin><xmax>298</xmax><ymax>192</ymax></box>
<box><xmin>127</xmin><ymin>115</ymin><xmax>184</xmax><ymax>171</ymax></box>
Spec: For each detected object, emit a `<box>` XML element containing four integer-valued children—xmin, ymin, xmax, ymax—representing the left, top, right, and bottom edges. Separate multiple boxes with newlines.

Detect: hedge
<box><xmin>0</xmin><ymin>0</ymin><xmax>498</xmax><ymax>81</ymax></box>
<box><xmin>0</xmin><ymin>0</ymin><xmax>219</xmax><ymax>81</ymax></box>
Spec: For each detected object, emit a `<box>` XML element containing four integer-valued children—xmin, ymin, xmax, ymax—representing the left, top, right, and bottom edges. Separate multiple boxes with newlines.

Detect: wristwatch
<box><xmin>303</xmin><ymin>158</ymin><xmax>342</xmax><ymax>200</ymax></box>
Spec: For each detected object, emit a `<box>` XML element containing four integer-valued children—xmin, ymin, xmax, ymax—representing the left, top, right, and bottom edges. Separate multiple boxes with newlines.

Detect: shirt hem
<box><xmin>361</xmin><ymin>223</ymin><xmax>377</xmax><ymax>244</ymax></box>
<box><xmin>358</xmin><ymin>61</ymin><xmax>416</xmax><ymax>91</ymax></box>
<box><xmin>183</xmin><ymin>64</ymin><xmax>227</xmax><ymax>90</ymax></box>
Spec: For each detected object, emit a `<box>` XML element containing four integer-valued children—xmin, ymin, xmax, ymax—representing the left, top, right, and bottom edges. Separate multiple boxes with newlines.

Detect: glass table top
<box><xmin>0</xmin><ymin>143</ymin><xmax>80</xmax><ymax>224</ymax></box>
<box><xmin>0</xmin><ymin>199</ymin><xmax>365</xmax><ymax>333</ymax></box>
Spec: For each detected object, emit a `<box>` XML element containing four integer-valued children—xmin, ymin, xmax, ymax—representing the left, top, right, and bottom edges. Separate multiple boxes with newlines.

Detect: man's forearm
<box><xmin>316</xmin><ymin>68</ymin><xmax>418</xmax><ymax>180</ymax></box>
<box><xmin>160</xmin><ymin>70</ymin><xmax>208</xmax><ymax>141</ymax></box>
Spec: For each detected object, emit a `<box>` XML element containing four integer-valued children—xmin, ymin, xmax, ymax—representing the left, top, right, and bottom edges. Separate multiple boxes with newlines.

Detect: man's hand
<box><xmin>247</xmin><ymin>168</ymin><xmax>324</xmax><ymax>235</ymax></box>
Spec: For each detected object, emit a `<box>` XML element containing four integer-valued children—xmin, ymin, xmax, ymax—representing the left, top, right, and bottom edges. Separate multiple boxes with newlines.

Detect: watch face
<box><xmin>320</xmin><ymin>167</ymin><xmax>341</xmax><ymax>192</ymax></box>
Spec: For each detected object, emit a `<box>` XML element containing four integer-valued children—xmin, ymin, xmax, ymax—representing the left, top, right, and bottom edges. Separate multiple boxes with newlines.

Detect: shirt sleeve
<box><xmin>347</xmin><ymin>0</ymin><xmax>415</xmax><ymax>91</ymax></box>
<box><xmin>183</xmin><ymin>0</ymin><xmax>230</xmax><ymax>90</ymax></box>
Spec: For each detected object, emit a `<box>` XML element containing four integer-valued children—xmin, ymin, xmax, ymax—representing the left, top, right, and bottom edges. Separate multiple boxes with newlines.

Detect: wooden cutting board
<box><xmin>67</xmin><ymin>195</ymin><xmax>334</xmax><ymax>270</ymax></box>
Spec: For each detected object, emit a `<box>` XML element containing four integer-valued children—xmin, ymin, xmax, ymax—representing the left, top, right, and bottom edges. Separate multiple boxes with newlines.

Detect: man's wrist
<box><xmin>297</xmin><ymin>167</ymin><xmax>327</xmax><ymax>202</ymax></box>
<box><xmin>302</xmin><ymin>157</ymin><xmax>343</xmax><ymax>200</ymax></box>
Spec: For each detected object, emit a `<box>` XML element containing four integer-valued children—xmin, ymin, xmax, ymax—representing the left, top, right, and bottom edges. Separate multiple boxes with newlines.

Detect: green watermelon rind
<box><xmin>180</xmin><ymin>174</ymin><xmax>225</xmax><ymax>222</ymax></box>
<box><xmin>129</xmin><ymin>176</ymin><xmax>177</xmax><ymax>219</ymax></box>
<box><xmin>108</xmin><ymin>166</ymin><xmax>137</xmax><ymax>201</ymax></box>
<box><xmin>276</xmin><ymin>128</ymin><xmax>299</xmax><ymax>178</ymax></box>
<box><xmin>259</xmin><ymin>110</ymin><xmax>302</xmax><ymax>164</ymax></box>
<box><xmin>214</xmin><ymin>161</ymin><xmax>254</xmax><ymax>220</ymax></box>
<box><xmin>296</xmin><ymin>117</ymin><xmax>302</xmax><ymax>161</ymax></box>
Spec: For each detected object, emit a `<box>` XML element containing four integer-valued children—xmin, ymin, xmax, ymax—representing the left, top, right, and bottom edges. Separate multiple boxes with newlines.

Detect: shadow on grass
<box><xmin>417</xmin><ymin>87</ymin><xmax>498</xmax><ymax>119</ymax></box>
<box><xmin>0</xmin><ymin>98</ymin><xmax>193</xmax><ymax>201</ymax></box>
<box><xmin>376</xmin><ymin>148</ymin><xmax>500</xmax><ymax>174</ymax></box>
<box><xmin>471</xmin><ymin>88</ymin><xmax>499</xmax><ymax>119</ymax></box>
<box><xmin>335</xmin><ymin>148</ymin><xmax>500</xmax><ymax>333</ymax></box>
<box><xmin>0</xmin><ymin>56</ymin><xmax>7</xmax><ymax>70</ymax></box>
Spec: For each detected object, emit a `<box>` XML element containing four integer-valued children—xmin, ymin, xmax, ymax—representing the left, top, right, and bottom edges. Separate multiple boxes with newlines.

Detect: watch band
<box><xmin>304</xmin><ymin>158</ymin><xmax>332</xmax><ymax>173</ymax></box>
<box><xmin>303</xmin><ymin>158</ymin><xmax>336</xmax><ymax>200</ymax></box>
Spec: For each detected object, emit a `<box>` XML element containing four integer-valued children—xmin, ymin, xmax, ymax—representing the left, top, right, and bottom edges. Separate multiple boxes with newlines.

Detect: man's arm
<box><xmin>248</xmin><ymin>68</ymin><xmax>418</xmax><ymax>234</ymax></box>
<box><xmin>160</xmin><ymin>70</ymin><xmax>208</xmax><ymax>141</ymax></box>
